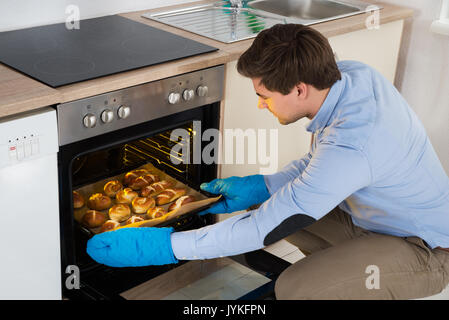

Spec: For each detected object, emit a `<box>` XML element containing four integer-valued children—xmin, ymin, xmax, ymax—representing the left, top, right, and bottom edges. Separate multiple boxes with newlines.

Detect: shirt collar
<box><xmin>306</xmin><ymin>74</ymin><xmax>345</xmax><ymax>133</ymax></box>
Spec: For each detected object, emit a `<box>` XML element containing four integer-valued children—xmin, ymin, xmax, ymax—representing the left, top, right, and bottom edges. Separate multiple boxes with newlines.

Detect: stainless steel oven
<box><xmin>57</xmin><ymin>65</ymin><xmax>224</xmax><ymax>300</ymax></box>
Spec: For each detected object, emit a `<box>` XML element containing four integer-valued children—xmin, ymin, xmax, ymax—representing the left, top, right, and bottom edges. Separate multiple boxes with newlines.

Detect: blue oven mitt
<box><xmin>198</xmin><ymin>174</ymin><xmax>271</xmax><ymax>215</ymax></box>
<box><xmin>86</xmin><ymin>227</ymin><xmax>178</xmax><ymax>267</ymax></box>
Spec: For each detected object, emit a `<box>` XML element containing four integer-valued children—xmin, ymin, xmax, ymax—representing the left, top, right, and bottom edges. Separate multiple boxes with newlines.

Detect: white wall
<box><xmin>377</xmin><ymin>0</ymin><xmax>449</xmax><ymax>175</ymax></box>
<box><xmin>0</xmin><ymin>0</ymin><xmax>195</xmax><ymax>31</ymax></box>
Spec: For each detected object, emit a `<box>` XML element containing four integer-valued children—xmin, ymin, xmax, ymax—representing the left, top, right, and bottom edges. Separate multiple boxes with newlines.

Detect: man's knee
<box><xmin>275</xmin><ymin>268</ymin><xmax>295</xmax><ymax>299</ymax></box>
<box><xmin>274</xmin><ymin>263</ymin><xmax>365</xmax><ymax>300</ymax></box>
<box><xmin>274</xmin><ymin>254</ymin><xmax>374</xmax><ymax>300</ymax></box>
<box><xmin>274</xmin><ymin>262</ymin><xmax>316</xmax><ymax>299</ymax></box>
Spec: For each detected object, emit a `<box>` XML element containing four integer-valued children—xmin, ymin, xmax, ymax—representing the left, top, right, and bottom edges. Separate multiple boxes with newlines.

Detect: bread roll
<box><xmin>156</xmin><ymin>188</ymin><xmax>186</xmax><ymax>206</ymax></box>
<box><xmin>109</xmin><ymin>204</ymin><xmax>131</xmax><ymax>222</ymax></box>
<box><xmin>87</xmin><ymin>193</ymin><xmax>112</xmax><ymax>211</ymax></box>
<box><xmin>147</xmin><ymin>207</ymin><xmax>167</xmax><ymax>219</ymax></box>
<box><xmin>129</xmin><ymin>174</ymin><xmax>160</xmax><ymax>190</ymax></box>
<box><xmin>122</xmin><ymin>169</ymin><xmax>149</xmax><ymax>186</ymax></box>
<box><xmin>141</xmin><ymin>180</ymin><xmax>173</xmax><ymax>197</ymax></box>
<box><xmin>100</xmin><ymin>220</ymin><xmax>120</xmax><ymax>233</ymax></box>
<box><xmin>116</xmin><ymin>187</ymin><xmax>139</xmax><ymax>204</ymax></box>
<box><xmin>126</xmin><ymin>215</ymin><xmax>145</xmax><ymax>225</ymax></box>
<box><xmin>82</xmin><ymin>210</ymin><xmax>107</xmax><ymax>228</ymax></box>
<box><xmin>104</xmin><ymin>180</ymin><xmax>123</xmax><ymax>198</ymax></box>
<box><xmin>168</xmin><ymin>195</ymin><xmax>196</xmax><ymax>212</ymax></box>
<box><xmin>131</xmin><ymin>196</ymin><xmax>155</xmax><ymax>214</ymax></box>
<box><xmin>73</xmin><ymin>191</ymin><xmax>85</xmax><ymax>209</ymax></box>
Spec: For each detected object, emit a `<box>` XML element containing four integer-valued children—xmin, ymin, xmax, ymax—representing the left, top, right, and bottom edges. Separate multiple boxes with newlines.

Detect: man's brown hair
<box><xmin>237</xmin><ymin>24</ymin><xmax>341</xmax><ymax>95</ymax></box>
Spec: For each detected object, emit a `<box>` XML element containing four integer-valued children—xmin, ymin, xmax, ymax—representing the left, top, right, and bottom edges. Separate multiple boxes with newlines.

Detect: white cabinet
<box><xmin>329</xmin><ymin>20</ymin><xmax>404</xmax><ymax>84</ymax></box>
<box><xmin>0</xmin><ymin>108</ymin><xmax>61</xmax><ymax>299</ymax></box>
<box><xmin>219</xmin><ymin>20</ymin><xmax>405</xmax><ymax>179</ymax></box>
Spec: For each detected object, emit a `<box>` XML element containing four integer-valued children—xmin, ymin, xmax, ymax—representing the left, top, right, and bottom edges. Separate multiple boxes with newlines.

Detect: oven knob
<box><xmin>168</xmin><ymin>92</ymin><xmax>181</xmax><ymax>104</ymax></box>
<box><xmin>197</xmin><ymin>85</ymin><xmax>209</xmax><ymax>97</ymax></box>
<box><xmin>117</xmin><ymin>105</ymin><xmax>131</xmax><ymax>119</ymax></box>
<box><xmin>182</xmin><ymin>89</ymin><xmax>195</xmax><ymax>101</ymax></box>
<box><xmin>101</xmin><ymin>109</ymin><xmax>114</xmax><ymax>123</ymax></box>
<box><xmin>83</xmin><ymin>113</ymin><xmax>97</xmax><ymax>128</ymax></box>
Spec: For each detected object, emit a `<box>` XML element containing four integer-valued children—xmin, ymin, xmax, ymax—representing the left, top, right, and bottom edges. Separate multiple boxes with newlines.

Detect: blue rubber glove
<box><xmin>199</xmin><ymin>174</ymin><xmax>270</xmax><ymax>215</ymax></box>
<box><xmin>86</xmin><ymin>227</ymin><xmax>178</xmax><ymax>267</ymax></box>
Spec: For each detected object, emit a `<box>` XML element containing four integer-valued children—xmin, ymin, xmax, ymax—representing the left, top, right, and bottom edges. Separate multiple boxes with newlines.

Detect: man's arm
<box><xmin>264</xmin><ymin>152</ymin><xmax>312</xmax><ymax>195</ymax></box>
<box><xmin>171</xmin><ymin>143</ymin><xmax>372</xmax><ymax>259</ymax></box>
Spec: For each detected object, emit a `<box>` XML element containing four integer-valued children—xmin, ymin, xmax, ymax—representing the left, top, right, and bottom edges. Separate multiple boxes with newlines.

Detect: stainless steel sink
<box><xmin>142</xmin><ymin>1</ymin><xmax>287</xmax><ymax>43</ymax></box>
<box><xmin>142</xmin><ymin>0</ymin><xmax>379</xmax><ymax>43</ymax></box>
<box><xmin>247</xmin><ymin>0</ymin><xmax>367</xmax><ymax>22</ymax></box>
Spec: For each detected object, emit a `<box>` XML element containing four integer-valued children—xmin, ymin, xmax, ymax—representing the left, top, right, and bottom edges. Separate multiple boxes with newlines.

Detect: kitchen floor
<box><xmin>158</xmin><ymin>240</ymin><xmax>306</xmax><ymax>300</ymax></box>
<box><xmin>263</xmin><ymin>239</ymin><xmax>306</xmax><ymax>264</ymax></box>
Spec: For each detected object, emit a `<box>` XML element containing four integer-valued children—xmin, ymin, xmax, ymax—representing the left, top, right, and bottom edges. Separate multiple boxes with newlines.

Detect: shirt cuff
<box><xmin>170</xmin><ymin>230</ymin><xmax>199</xmax><ymax>260</ymax></box>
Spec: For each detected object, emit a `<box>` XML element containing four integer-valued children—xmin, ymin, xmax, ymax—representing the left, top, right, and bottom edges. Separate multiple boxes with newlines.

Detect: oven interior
<box><xmin>62</xmin><ymin>109</ymin><xmax>219</xmax><ymax>299</ymax></box>
<box><xmin>72</xmin><ymin>122</ymin><xmax>197</xmax><ymax>189</ymax></box>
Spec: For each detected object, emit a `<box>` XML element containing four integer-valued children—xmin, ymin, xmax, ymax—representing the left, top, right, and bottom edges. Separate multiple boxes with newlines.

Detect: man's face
<box><xmin>251</xmin><ymin>78</ymin><xmax>310</xmax><ymax>125</ymax></box>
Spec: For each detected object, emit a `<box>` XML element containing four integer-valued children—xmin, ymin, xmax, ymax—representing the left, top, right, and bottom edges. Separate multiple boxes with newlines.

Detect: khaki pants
<box><xmin>275</xmin><ymin>207</ymin><xmax>449</xmax><ymax>300</ymax></box>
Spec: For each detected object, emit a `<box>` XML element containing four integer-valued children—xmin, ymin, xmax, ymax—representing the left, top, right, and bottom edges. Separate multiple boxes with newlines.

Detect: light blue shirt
<box><xmin>171</xmin><ymin>60</ymin><xmax>449</xmax><ymax>260</ymax></box>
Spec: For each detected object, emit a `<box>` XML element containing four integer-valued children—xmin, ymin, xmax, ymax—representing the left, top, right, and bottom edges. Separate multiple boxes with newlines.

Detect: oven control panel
<box><xmin>57</xmin><ymin>65</ymin><xmax>224</xmax><ymax>146</ymax></box>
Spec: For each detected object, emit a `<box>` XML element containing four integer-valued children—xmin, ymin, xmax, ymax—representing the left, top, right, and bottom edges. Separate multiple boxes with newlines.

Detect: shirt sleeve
<box><xmin>171</xmin><ymin>143</ymin><xmax>372</xmax><ymax>260</ymax></box>
<box><xmin>263</xmin><ymin>152</ymin><xmax>312</xmax><ymax>195</ymax></box>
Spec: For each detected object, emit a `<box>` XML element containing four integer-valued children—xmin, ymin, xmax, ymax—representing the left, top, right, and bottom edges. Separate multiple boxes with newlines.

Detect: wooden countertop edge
<box><xmin>0</xmin><ymin>1</ymin><xmax>414</xmax><ymax>119</ymax></box>
<box><xmin>0</xmin><ymin>65</ymin><xmax>61</xmax><ymax>117</ymax></box>
<box><xmin>0</xmin><ymin>94</ymin><xmax>59</xmax><ymax>118</ymax></box>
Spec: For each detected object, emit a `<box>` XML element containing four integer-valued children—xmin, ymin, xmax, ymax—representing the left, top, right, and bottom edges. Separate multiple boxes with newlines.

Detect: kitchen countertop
<box><xmin>0</xmin><ymin>1</ymin><xmax>413</xmax><ymax>119</ymax></box>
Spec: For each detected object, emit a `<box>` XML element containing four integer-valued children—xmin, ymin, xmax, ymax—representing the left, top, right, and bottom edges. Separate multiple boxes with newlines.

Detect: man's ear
<box><xmin>295</xmin><ymin>82</ymin><xmax>308</xmax><ymax>99</ymax></box>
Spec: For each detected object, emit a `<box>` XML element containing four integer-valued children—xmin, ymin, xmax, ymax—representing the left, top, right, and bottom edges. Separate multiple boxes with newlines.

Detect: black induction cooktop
<box><xmin>0</xmin><ymin>15</ymin><xmax>218</xmax><ymax>88</ymax></box>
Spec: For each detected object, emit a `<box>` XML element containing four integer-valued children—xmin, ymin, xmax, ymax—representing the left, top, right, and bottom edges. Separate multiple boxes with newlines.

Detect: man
<box><xmin>87</xmin><ymin>24</ymin><xmax>449</xmax><ymax>299</ymax></box>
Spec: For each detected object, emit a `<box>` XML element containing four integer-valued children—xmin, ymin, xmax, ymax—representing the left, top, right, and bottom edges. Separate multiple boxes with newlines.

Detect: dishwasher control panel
<box><xmin>0</xmin><ymin>108</ymin><xmax>58</xmax><ymax>168</ymax></box>
<box><xmin>7</xmin><ymin>134</ymin><xmax>40</xmax><ymax>162</ymax></box>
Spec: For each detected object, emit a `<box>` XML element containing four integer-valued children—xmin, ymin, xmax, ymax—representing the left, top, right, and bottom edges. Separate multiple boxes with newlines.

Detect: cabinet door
<box><xmin>329</xmin><ymin>20</ymin><xmax>404</xmax><ymax>83</ymax></box>
<box><xmin>219</xmin><ymin>60</ymin><xmax>311</xmax><ymax>179</ymax></box>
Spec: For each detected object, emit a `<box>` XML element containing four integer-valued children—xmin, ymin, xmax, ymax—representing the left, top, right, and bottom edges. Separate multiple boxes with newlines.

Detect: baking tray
<box><xmin>73</xmin><ymin>163</ymin><xmax>221</xmax><ymax>237</ymax></box>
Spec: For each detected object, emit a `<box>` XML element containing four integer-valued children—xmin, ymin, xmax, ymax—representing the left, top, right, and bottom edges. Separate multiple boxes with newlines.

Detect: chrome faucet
<box><xmin>229</xmin><ymin>0</ymin><xmax>244</xmax><ymax>8</ymax></box>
